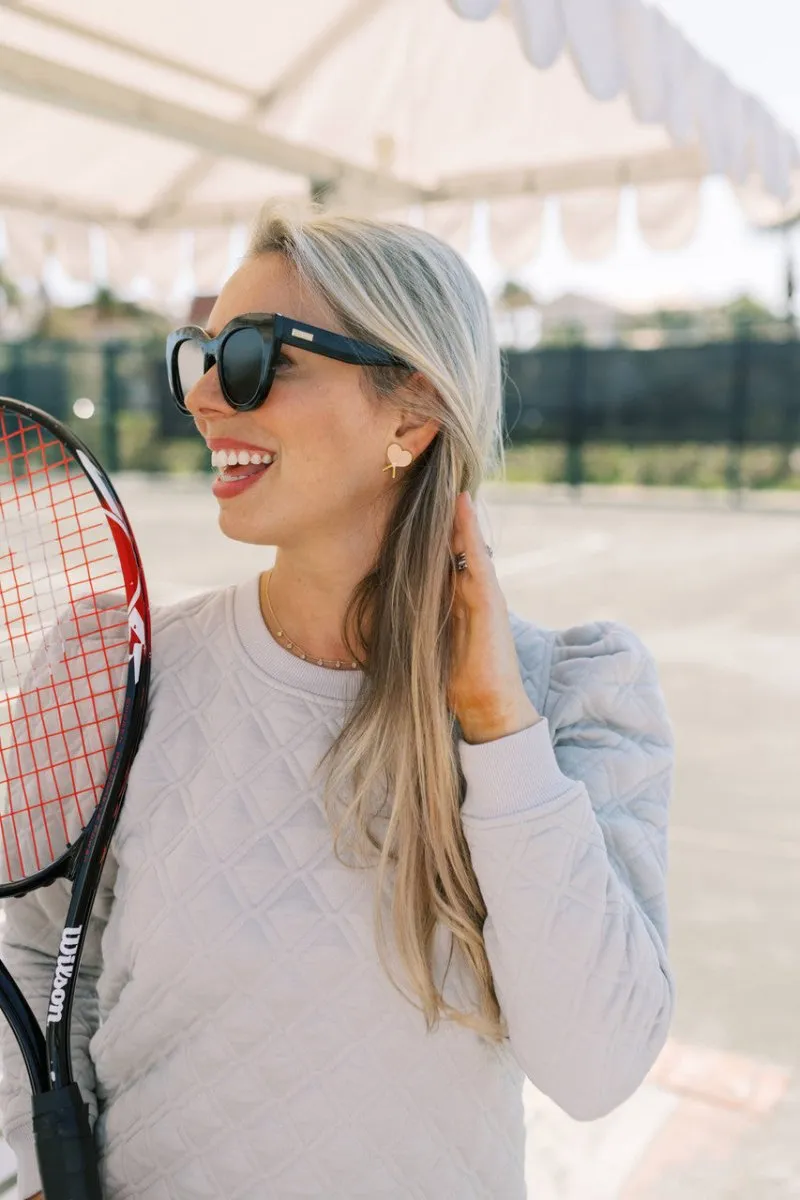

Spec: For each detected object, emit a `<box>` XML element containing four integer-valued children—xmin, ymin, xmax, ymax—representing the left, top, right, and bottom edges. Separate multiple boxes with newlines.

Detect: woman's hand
<box><xmin>447</xmin><ymin>491</ymin><xmax>542</xmax><ymax>744</ymax></box>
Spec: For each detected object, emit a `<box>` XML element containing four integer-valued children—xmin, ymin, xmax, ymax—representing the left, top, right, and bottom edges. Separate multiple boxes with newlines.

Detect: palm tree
<box><xmin>495</xmin><ymin>279</ymin><xmax>537</xmax><ymax>346</ymax></box>
<box><xmin>0</xmin><ymin>264</ymin><xmax>23</xmax><ymax>331</ymax></box>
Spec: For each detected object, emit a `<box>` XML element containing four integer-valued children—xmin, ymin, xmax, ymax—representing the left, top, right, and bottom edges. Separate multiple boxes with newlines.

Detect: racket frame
<box><xmin>0</xmin><ymin>395</ymin><xmax>151</xmax><ymax>1194</ymax></box>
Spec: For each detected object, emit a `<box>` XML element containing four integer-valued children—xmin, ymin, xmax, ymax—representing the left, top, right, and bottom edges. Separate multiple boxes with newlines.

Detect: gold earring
<box><xmin>382</xmin><ymin>442</ymin><xmax>414</xmax><ymax>480</ymax></box>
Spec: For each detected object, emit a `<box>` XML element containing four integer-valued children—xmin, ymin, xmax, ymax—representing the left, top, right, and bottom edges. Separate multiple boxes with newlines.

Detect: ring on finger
<box><xmin>454</xmin><ymin>544</ymin><xmax>493</xmax><ymax>572</ymax></box>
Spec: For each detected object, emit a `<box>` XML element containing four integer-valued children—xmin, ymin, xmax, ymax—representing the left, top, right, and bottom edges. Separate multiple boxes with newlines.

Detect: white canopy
<box><xmin>0</xmin><ymin>0</ymin><xmax>797</xmax><ymax>297</ymax></box>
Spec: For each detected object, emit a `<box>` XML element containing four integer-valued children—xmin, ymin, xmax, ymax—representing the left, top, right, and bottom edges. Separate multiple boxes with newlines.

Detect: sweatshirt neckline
<box><xmin>232</xmin><ymin>574</ymin><xmax>365</xmax><ymax>702</ymax></box>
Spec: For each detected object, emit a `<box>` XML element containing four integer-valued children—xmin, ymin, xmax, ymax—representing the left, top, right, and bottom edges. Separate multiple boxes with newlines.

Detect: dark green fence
<box><xmin>503</xmin><ymin>339</ymin><xmax>800</xmax><ymax>487</ymax></box>
<box><xmin>2</xmin><ymin>335</ymin><xmax>799</xmax><ymax>488</ymax></box>
<box><xmin>0</xmin><ymin>336</ymin><xmax>200</xmax><ymax>473</ymax></box>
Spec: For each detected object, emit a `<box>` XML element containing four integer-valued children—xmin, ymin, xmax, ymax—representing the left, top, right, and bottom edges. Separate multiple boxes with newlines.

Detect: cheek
<box><xmin>272</xmin><ymin>384</ymin><xmax>382</xmax><ymax>468</ymax></box>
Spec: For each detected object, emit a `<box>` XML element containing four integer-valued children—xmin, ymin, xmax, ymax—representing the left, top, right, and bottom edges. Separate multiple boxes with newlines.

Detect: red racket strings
<box><xmin>0</xmin><ymin>412</ymin><xmax>130</xmax><ymax>886</ymax></box>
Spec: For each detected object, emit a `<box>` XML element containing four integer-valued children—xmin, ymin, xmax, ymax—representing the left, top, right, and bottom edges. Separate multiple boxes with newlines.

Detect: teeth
<box><xmin>211</xmin><ymin>449</ymin><xmax>274</xmax><ymax>469</ymax></box>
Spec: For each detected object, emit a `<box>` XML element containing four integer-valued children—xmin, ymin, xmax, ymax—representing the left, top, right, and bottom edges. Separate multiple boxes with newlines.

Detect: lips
<box><xmin>206</xmin><ymin>438</ymin><xmax>277</xmax><ymax>455</ymax></box>
<box><xmin>211</xmin><ymin>457</ymin><xmax>274</xmax><ymax>499</ymax></box>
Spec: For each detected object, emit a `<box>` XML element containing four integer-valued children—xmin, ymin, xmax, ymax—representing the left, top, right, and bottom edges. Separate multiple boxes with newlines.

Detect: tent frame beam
<box><xmin>0</xmin><ymin>0</ymin><xmax>253</xmax><ymax>96</ymax></box>
<box><xmin>0</xmin><ymin>44</ymin><xmax>426</xmax><ymax>211</ymax></box>
<box><xmin>142</xmin><ymin>0</ymin><xmax>389</xmax><ymax>224</ymax></box>
<box><xmin>0</xmin><ymin>186</ymin><xmax>128</xmax><ymax>227</ymax></box>
<box><xmin>0</xmin><ymin>146</ymin><xmax>712</xmax><ymax>234</ymax></box>
<box><xmin>435</xmin><ymin>147</ymin><xmax>708</xmax><ymax>200</ymax></box>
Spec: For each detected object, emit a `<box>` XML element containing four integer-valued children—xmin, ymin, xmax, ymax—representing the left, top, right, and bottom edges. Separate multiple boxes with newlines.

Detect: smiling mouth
<box><xmin>211</xmin><ymin>448</ymin><xmax>277</xmax><ymax>483</ymax></box>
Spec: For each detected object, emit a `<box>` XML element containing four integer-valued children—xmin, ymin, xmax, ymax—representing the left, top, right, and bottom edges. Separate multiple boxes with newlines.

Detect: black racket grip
<box><xmin>32</xmin><ymin>1083</ymin><xmax>102</xmax><ymax>1200</ymax></box>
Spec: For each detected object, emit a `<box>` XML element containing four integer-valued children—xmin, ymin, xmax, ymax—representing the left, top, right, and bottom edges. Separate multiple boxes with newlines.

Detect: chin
<box><xmin>217</xmin><ymin>505</ymin><xmax>276</xmax><ymax>547</ymax></box>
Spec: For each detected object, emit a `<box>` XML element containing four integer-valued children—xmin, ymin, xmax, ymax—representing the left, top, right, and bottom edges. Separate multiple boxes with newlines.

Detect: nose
<box><xmin>182</xmin><ymin>363</ymin><xmax>230</xmax><ymax>420</ymax></box>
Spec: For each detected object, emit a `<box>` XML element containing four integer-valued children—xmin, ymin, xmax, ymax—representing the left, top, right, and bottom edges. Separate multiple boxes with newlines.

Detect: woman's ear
<box><xmin>392</xmin><ymin>372</ymin><xmax>442</xmax><ymax>456</ymax></box>
<box><xmin>394</xmin><ymin>416</ymin><xmax>441</xmax><ymax>459</ymax></box>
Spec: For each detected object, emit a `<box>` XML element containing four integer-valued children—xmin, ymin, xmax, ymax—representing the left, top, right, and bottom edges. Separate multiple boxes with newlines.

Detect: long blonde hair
<box><xmin>247</xmin><ymin>206</ymin><xmax>508</xmax><ymax>1041</ymax></box>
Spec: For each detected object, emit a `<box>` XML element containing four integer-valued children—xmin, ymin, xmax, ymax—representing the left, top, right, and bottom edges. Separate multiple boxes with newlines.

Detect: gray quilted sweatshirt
<box><xmin>0</xmin><ymin>576</ymin><xmax>675</xmax><ymax>1199</ymax></box>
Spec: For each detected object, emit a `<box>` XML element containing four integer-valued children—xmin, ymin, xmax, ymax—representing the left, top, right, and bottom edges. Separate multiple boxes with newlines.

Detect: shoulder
<box><xmin>149</xmin><ymin>584</ymin><xmax>234</xmax><ymax>672</ymax></box>
<box><xmin>511</xmin><ymin>613</ymin><xmax>674</xmax><ymax>897</ymax></box>
<box><xmin>151</xmin><ymin>584</ymin><xmax>231</xmax><ymax>630</ymax></box>
<box><xmin>509</xmin><ymin>610</ymin><xmax>674</xmax><ymax>751</ymax></box>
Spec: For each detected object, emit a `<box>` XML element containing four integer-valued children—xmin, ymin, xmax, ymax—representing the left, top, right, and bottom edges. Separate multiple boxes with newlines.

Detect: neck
<box><xmin>260</xmin><ymin>556</ymin><xmax>371</xmax><ymax>669</ymax></box>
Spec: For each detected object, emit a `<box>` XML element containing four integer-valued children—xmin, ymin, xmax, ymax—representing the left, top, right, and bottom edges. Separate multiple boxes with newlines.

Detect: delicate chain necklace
<box><xmin>263</xmin><ymin>569</ymin><xmax>360</xmax><ymax>670</ymax></box>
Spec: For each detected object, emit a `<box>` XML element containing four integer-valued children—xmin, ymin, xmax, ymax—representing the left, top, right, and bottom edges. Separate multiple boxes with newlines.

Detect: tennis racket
<box><xmin>0</xmin><ymin>396</ymin><xmax>150</xmax><ymax>1199</ymax></box>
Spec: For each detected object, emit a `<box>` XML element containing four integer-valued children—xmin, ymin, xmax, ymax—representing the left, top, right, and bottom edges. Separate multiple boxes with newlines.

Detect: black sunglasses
<box><xmin>166</xmin><ymin>312</ymin><xmax>411</xmax><ymax>413</ymax></box>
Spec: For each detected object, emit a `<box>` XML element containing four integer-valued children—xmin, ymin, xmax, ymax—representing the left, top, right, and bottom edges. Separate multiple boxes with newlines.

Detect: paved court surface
<box><xmin>2</xmin><ymin>477</ymin><xmax>799</xmax><ymax>1198</ymax></box>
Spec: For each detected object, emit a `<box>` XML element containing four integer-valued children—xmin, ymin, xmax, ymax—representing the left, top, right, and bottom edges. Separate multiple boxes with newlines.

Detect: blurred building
<box><xmin>493</xmin><ymin>283</ymin><xmax>791</xmax><ymax>350</ymax></box>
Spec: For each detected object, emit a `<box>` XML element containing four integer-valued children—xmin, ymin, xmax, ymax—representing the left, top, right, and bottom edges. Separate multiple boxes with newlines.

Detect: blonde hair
<box><xmin>247</xmin><ymin>205</ymin><xmax>508</xmax><ymax>1041</ymax></box>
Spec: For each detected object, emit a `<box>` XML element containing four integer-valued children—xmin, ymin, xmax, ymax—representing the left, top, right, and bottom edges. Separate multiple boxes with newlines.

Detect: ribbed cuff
<box><xmin>459</xmin><ymin>716</ymin><xmax>580</xmax><ymax>821</ymax></box>
<box><xmin>6</xmin><ymin>1122</ymin><xmax>41</xmax><ymax>1197</ymax></box>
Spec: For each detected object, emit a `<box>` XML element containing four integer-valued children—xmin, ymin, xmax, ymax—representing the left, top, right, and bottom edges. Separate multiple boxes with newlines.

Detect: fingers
<box><xmin>452</xmin><ymin>492</ymin><xmax>494</xmax><ymax>578</ymax></box>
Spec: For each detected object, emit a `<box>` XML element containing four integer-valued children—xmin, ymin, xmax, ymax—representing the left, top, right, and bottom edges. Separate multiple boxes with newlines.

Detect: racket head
<box><xmin>0</xmin><ymin>397</ymin><xmax>149</xmax><ymax>894</ymax></box>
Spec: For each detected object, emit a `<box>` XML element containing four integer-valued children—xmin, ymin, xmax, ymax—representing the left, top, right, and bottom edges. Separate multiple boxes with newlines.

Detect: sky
<box><xmin>470</xmin><ymin>0</ymin><xmax>800</xmax><ymax>314</ymax></box>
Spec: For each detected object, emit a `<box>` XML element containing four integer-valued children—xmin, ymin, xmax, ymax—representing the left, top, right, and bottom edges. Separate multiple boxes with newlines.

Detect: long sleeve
<box><xmin>458</xmin><ymin>619</ymin><xmax>675</xmax><ymax>1122</ymax></box>
<box><xmin>0</xmin><ymin>860</ymin><xmax>115</xmax><ymax>1196</ymax></box>
<box><xmin>0</xmin><ymin>594</ymin><xmax>126</xmax><ymax>1196</ymax></box>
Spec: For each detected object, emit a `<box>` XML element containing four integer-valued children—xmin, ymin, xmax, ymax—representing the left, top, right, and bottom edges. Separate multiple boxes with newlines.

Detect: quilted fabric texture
<box><xmin>0</xmin><ymin>575</ymin><xmax>675</xmax><ymax>1199</ymax></box>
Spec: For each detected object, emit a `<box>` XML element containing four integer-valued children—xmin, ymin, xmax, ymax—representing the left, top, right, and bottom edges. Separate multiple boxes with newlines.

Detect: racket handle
<box><xmin>32</xmin><ymin>1083</ymin><xmax>102</xmax><ymax>1199</ymax></box>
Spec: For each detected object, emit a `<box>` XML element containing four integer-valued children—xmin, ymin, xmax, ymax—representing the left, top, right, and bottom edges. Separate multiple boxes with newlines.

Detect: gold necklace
<box><xmin>263</xmin><ymin>570</ymin><xmax>360</xmax><ymax>670</ymax></box>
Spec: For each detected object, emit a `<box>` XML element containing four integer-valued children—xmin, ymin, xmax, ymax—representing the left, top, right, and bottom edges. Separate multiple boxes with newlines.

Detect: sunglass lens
<box><xmin>221</xmin><ymin>327</ymin><xmax>267</xmax><ymax>408</ymax></box>
<box><xmin>176</xmin><ymin>338</ymin><xmax>208</xmax><ymax>402</ymax></box>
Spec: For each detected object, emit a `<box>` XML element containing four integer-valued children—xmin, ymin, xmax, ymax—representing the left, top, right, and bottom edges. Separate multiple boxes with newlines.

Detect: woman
<box><xmin>1</xmin><ymin>208</ymin><xmax>675</xmax><ymax>1199</ymax></box>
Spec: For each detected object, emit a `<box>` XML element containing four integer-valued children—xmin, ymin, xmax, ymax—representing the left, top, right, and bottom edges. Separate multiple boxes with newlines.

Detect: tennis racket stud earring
<box><xmin>382</xmin><ymin>442</ymin><xmax>413</xmax><ymax>480</ymax></box>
